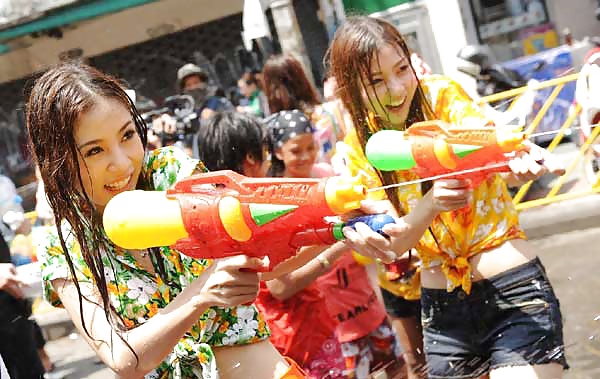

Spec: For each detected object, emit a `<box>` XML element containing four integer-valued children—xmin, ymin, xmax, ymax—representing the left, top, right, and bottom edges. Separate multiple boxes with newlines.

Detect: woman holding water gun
<box><xmin>329</xmin><ymin>16</ymin><xmax>568</xmax><ymax>379</ymax></box>
<box><xmin>25</xmin><ymin>62</ymin><xmax>305</xmax><ymax>379</ymax></box>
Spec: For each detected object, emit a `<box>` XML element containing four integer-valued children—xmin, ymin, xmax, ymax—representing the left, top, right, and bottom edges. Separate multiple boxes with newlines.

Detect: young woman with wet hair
<box><xmin>329</xmin><ymin>16</ymin><xmax>568</xmax><ymax>379</ymax></box>
<box><xmin>26</xmin><ymin>62</ymin><xmax>305</xmax><ymax>379</ymax></box>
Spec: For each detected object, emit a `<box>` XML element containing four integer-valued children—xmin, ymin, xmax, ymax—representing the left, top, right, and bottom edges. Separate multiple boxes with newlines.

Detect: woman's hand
<box><xmin>190</xmin><ymin>255</ymin><xmax>267</xmax><ymax>308</ymax></box>
<box><xmin>341</xmin><ymin>179</ymin><xmax>471</xmax><ymax>263</ymax></box>
<box><xmin>505</xmin><ymin>141</ymin><xmax>565</xmax><ymax>184</ymax></box>
<box><xmin>342</xmin><ymin>200</ymin><xmax>406</xmax><ymax>263</ymax></box>
<box><xmin>426</xmin><ymin>179</ymin><xmax>472</xmax><ymax>213</ymax></box>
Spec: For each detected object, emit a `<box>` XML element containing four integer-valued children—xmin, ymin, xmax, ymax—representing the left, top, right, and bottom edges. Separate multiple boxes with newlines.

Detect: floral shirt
<box><xmin>338</xmin><ymin>75</ymin><xmax>526</xmax><ymax>294</ymax></box>
<box><xmin>38</xmin><ymin>147</ymin><xmax>270</xmax><ymax>379</ymax></box>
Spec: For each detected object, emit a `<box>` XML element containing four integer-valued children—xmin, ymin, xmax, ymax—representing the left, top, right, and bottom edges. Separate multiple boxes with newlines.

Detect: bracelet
<box><xmin>316</xmin><ymin>255</ymin><xmax>331</xmax><ymax>270</ymax></box>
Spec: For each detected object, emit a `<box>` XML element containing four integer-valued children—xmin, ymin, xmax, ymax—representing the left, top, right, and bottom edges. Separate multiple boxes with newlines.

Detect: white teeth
<box><xmin>390</xmin><ymin>100</ymin><xmax>405</xmax><ymax>107</ymax></box>
<box><xmin>105</xmin><ymin>176</ymin><xmax>130</xmax><ymax>191</ymax></box>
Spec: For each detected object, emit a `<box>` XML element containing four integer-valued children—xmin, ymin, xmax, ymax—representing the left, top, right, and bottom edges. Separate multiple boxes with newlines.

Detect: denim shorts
<box><xmin>421</xmin><ymin>257</ymin><xmax>568</xmax><ymax>379</ymax></box>
<box><xmin>381</xmin><ymin>288</ymin><xmax>421</xmax><ymax>319</ymax></box>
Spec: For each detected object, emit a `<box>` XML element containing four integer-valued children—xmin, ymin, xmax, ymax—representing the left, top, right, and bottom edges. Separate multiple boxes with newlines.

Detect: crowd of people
<box><xmin>0</xmin><ymin>15</ymin><xmax>569</xmax><ymax>379</ymax></box>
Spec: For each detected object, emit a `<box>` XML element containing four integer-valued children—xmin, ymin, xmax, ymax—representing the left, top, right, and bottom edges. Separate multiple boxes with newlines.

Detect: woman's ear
<box><xmin>274</xmin><ymin>148</ymin><xmax>284</xmax><ymax>161</ymax></box>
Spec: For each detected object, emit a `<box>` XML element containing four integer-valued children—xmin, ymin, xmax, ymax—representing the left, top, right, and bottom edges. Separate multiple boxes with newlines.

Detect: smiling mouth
<box><xmin>386</xmin><ymin>98</ymin><xmax>406</xmax><ymax>112</ymax></box>
<box><xmin>105</xmin><ymin>175</ymin><xmax>132</xmax><ymax>192</ymax></box>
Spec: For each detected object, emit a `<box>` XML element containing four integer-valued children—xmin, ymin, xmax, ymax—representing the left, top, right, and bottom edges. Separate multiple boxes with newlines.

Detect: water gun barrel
<box><xmin>103</xmin><ymin>190</ymin><xmax>188</xmax><ymax>249</ymax></box>
<box><xmin>365</xmin><ymin>130</ymin><xmax>417</xmax><ymax>171</ymax></box>
<box><xmin>103</xmin><ymin>173</ymin><xmax>368</xmax><ymax>252</ymax></box>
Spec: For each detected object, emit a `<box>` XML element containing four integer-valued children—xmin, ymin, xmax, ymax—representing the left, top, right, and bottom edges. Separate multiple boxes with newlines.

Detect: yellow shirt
<box><xmin>339</xmin><ymin>75</ymin><xmax>526</xmax><ymax>295</ymax></box>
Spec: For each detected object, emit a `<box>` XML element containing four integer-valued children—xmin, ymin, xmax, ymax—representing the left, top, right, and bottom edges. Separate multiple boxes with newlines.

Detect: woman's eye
<box><xmin>123</xmin><ymin>129</ymin><xmax>136</xmax><ymax>141</ymax></box>
<box><xmin>399</xmin><ymin>64</ymin><xmax>410</xmax><ymax>72</ymax></box>
<box><xmin>371</xmin><ymin>78</ymin><xmax>384</xmax><ymax>86</ymax></box>
<box><xmin>85</xmin><ymin>147</ymin><xmax>103</xmax><ymax>157</ymax></box>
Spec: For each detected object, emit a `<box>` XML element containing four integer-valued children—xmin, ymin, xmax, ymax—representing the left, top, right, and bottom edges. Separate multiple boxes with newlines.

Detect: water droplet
<box><xmin>568</xmin><ymin>276</ymin><xmax>572</xmax><ymax>281</ymax></box>
<box><xmin>594</xmin><ymin>315</ymin><xmax>600</xmax><ymax>321</ymax></box>
<box><xmin>68</xmin><ymin>332</ymin><xmax>78</xmax><ymax>340</ymax></box>
<box><xmin>497</xmin><ymin>333</ymin><xmax>503</xmax><ymax>338</ymax></box>
<box><xmin>589</xmin><ymin>335</ymin><xmax>596</xmax><ymax>341</ymax></box>
<box><xmin>432</xmin><ymin>341</ymin><xmax>437</xmax><ymax>345</ymax></box>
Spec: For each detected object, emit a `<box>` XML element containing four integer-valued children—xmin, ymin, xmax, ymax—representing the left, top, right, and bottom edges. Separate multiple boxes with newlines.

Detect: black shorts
<box><xmin>380</xmin><ymin>287</ymin><xmax>421</xmax><ymax>319</ymax></box>
<box><xmin>421</xmin><ymin>257</ymin><xmax>568</xmax><ymax>378</ymax></box>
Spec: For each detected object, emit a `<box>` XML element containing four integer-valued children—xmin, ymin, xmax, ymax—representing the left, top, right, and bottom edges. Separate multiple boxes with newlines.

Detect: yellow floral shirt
<box><xmin>338</xmin><ymin>75</ymin><xmax>526</xmax><ymax>294</ymax></box>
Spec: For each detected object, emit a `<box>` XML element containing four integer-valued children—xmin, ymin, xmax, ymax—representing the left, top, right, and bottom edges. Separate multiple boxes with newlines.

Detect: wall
<box><xmin>546</xmin><ymin>0</ymin><xmax>600</xmax><ymax>41</ymax></box>
<box><xmin>423</xmin><ymin>0</ymin><xmax>476</xmax><ymax>92</ymax></box>
<box><xmin>0</xmin><ymin>0</ymin><xmax>244</xmax><ymax>83</ymax></box>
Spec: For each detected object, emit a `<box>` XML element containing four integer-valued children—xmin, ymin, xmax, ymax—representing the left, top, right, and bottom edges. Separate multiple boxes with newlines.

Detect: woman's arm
<box><xmin>343</xmin><ymin>179</ymin><xmax>471</xmax><ymax>263</ymax></box>
<box><xmin>53</xmin><ymin>256</ymin><xmax>264</xmax><ymax>378</ymax></box>
<box><xmin>265</xmin><ymin>241</ymin><xmax>348</xmax><ymax>300</ymax></box>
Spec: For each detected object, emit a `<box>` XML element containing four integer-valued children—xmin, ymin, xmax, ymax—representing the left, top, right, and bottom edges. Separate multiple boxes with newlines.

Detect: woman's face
<box><xmin>361</xmin><ymin>43</ymin><xmax>418</xmax><ymax>129</ymax></box>
<box><xmin>275</xmin><ymin>133</ymin><xmax>317</xmax><ymax>178</ymax></box>
<box><xmin>238</xmin><ymin>80</ymin><xmax>256</xmax><ymax>98</ymax></box>
<box><xmin>74</xmin><ymin>96</ymin><xmax>144</xmax><ymax>213</ymax></box>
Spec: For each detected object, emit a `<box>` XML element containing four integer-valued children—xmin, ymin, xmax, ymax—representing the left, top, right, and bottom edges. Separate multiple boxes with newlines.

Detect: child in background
<box><xmin>261</xmin><ymin>110</ymin><xmax>405</xmax><ymax>379</ymax></box>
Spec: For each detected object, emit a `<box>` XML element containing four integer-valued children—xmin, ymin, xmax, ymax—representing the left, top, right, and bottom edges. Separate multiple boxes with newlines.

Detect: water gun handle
<box><xmin>341</xmin><ymin>214</ymin><xmax>396</xmax><ymax>238</ymax></box>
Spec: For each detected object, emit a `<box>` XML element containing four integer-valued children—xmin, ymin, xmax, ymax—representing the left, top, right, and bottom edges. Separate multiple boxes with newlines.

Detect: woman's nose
<box><xmin>388</xmin><ymin>78</ymin><xmax>408</xmax><ymax>97</ymax></box>
<box><xmin>108</xmin><ymin>148</ymin><xmax>130</xmax><ymax>172</ymax></box>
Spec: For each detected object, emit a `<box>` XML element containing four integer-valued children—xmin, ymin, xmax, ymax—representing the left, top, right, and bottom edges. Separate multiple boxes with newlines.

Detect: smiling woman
<box><xmin>24</xmin><ymin>62</ymin><xmax>300</xmax><ymax>379</ymax></box>
<box><xmin>328</xmin><ymin>15</ymin><xmax>568</xmax><ymax>379</ymax></box>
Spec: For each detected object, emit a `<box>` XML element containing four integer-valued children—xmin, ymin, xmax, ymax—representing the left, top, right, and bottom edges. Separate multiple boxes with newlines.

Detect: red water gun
<box><xmin>103</xmin><ymin>171</ymin><xmax>393</xmax><ymax>270</ymax></box>
<box><xmin>365</xmin><ymin>120</ymin><xmax>528</xmax><ymax>187</ymax></box>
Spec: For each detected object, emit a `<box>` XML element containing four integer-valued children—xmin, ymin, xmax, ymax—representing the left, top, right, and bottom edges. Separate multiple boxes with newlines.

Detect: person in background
<box><xmin>0</xmin><ymin>205</ymin><xmax>46</xmax><ymax>379</ymax></box>
<box><xmin>237</xmin><ymin>72</ymin><xmax>270</xmax><ymax>118</ymax></box>
<box><xmin>196</xmin><ymin>111</ymin><xmax>269</xmax><ymax>177</ymax></box>
<box><xmin>262</xmin><ymin>54</ymin><xmax>344</xmax><ymax>165</ymax></box>
<box><xmin>261</xmin><ymin>110</ymin><xmax>405</xmax><ymax>379</ymax></box>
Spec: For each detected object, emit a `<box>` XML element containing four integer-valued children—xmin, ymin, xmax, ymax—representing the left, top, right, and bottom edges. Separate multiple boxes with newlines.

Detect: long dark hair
<box><xmin>25</xmin><ymin>63</ymin><xmax>148</xmax><ymax>347</ymax></box>
<box><xmin>262</xmin><ymin>54</ymin><xmax>321</xmax><ymax>114</ymax></box>
<box><xmin>327</xmin><ymin>16</ymin><xmax>436</xmax><ymax>215</ymax></box>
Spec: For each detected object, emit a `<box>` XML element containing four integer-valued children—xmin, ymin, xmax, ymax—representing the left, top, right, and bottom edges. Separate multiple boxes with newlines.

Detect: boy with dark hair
<box><xmin>196</xmin><ymin>111</ymin><xmax>268</xmax><ymax>177</ymax></box>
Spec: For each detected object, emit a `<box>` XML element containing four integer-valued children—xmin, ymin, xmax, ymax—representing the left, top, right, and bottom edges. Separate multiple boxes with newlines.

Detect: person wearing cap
<box><xmin>152</xmin><ymin>64</ymin><xmax>233</xmax><ymax>153</ymax></box>
<box><xmin>176</xmin><ymin>63</ymin><xmax>233</xmax><ymax>119</ymax></box>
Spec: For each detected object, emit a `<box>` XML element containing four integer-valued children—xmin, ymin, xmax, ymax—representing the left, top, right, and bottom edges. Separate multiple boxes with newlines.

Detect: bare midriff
<box><xmin>421</xmin><ymin>238</ymin><xmax>537</xmax><ymax>289</ymax></box>
<box><xmin>214</xmin><ymin>339</ymin><xmax>291</xmax><ymax>379</ymax></box>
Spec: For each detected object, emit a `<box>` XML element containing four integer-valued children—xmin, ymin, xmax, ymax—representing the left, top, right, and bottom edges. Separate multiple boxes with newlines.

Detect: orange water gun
<box><xmin>365</xmin><ymin>120</ymin><xmax>528</xmax><ymax>187</ymax></box>
<box><xmin>103</xmin><ymin>170</ymin><xmax>394</xmax><ymax>270</ymax></box>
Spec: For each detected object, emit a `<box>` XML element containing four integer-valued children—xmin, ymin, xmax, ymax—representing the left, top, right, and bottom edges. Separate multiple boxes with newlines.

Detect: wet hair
<box><xmin>25</xmin><ymin>62</ymin><xmax>150</xmax><ymax>360</ymax></box>
<box><xmin>196</xmin><ymin>111</ymin><xmax>265</xmax><ymax>174</ymax></box>
<box><xmin>327</xmin><ymin>16</ymin><xmax>436</xmax><ymax>215</ymax></box>
<box><xmin>262</xmin><ymin>54</ymin><xmax>321</xmax><ymax>115</ymax></box>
